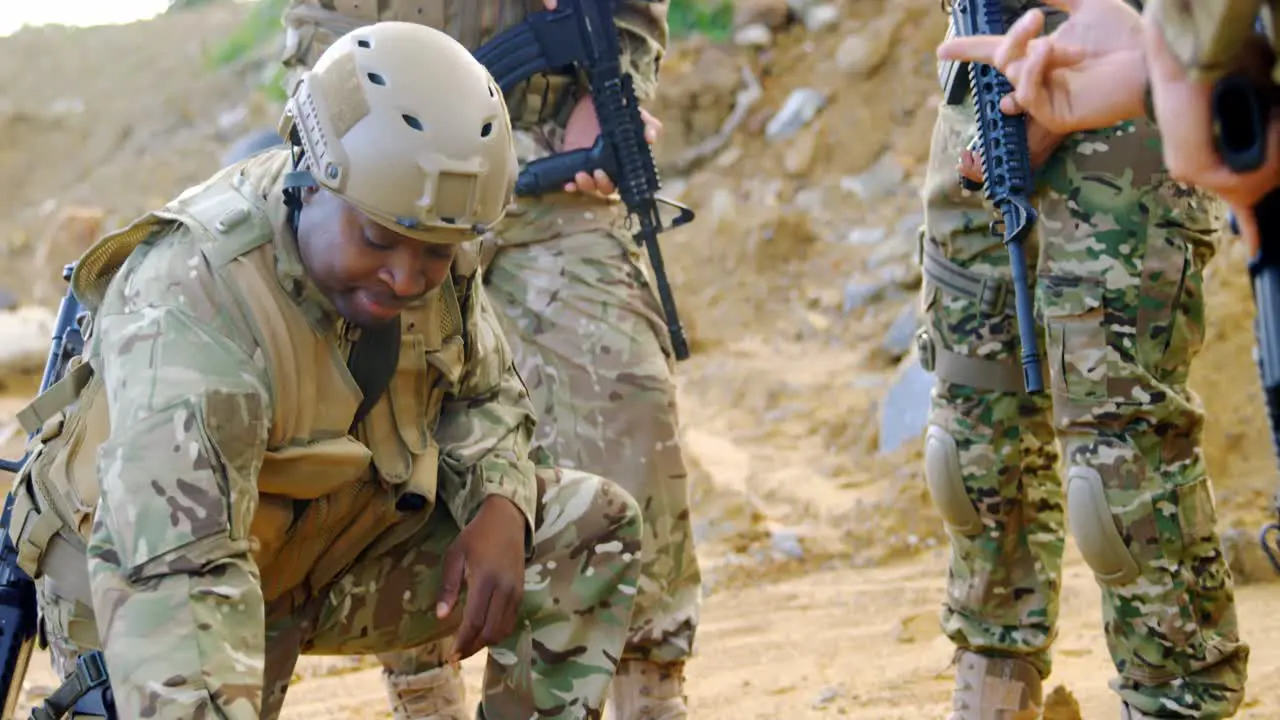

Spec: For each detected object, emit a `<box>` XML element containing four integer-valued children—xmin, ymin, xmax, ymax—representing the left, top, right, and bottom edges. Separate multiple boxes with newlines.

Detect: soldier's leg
<box><xmin>1037</xmin><ymin>119</ymin><xmax>1249</xmax><ymax>719</ymax></box>
<box><xmin>919</xmin><ymin>99</ymin><xmax>1061</xmax><ymax>720</ymax></box>
<box><xmin>306</xmin><ymin>467</ymin><xmax>642</xmax><ymax>720</ymax></box>
<box><xmin>483</xmin><ymin>207</ymin><xmax>700</xmax><ymax>715</ymax></box>
<box><xmin>375</xmin><ymin>639</ymin><xmax>467</xmax><ymax>720</ymax></box>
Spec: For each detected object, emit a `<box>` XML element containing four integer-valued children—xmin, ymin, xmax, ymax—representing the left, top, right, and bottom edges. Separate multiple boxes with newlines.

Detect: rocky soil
<box><xmin>1</xmin><ymin>1</ymin><xmax>1279</xmax><ymax>717</ymax></box>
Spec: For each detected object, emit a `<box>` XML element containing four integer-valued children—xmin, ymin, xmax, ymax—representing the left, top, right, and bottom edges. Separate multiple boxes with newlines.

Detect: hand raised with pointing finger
<box><xmin>936</xmin><ymin>0</ymin><xmax>1148</xmax><ymax>135</ymax></box>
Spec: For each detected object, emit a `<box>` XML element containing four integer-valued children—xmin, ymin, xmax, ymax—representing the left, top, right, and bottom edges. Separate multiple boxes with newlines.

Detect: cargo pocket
<box><xmin>1139</xmin><ymin>235</ymin><xmax>1202</xmax><ymax>385</ymax></box>
<box><xmin>1039</xmin><ymin>275</ymin><xmax>1107</xmax><ymax>414</ymax></box>
<box><xmin>95</xmin><ymin>396</ymin><xmax>233</xmax><ymax>580</ymax></box>
<box><xmin>1113</xmin><ymin>477</ymin><xmax>1218</xmax><ymax>675</ymax></box>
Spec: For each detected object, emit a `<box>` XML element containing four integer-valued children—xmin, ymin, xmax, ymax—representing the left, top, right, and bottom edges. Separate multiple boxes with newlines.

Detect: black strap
<box><xmin>346</xmin><ymin>320</ymin><xmax>402</xmax><ymax>433</ymax></box>
<box><xmin>30</xmin><ymin>651</ymin><xmax>111</xmax><ymax>720</ymax></box>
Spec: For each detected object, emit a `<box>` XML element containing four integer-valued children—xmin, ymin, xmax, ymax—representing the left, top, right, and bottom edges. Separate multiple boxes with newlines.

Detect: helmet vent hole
<box><xmin>367</xmin><ymin>72</ymin><xmax>386</xmax><ymax>86</ymax></box>
<box><xmin>357</xmin><ymin>39</ymin><xmax>371</xmax><ymax>49</ymax></box>
<box><xmin>402</xmin><ymin>114</ymin><xmax>424</xmax><ymax>131</ymax></box>
<box><xmin>441</xmin><ymin>217</ymin><xmax>456</xmax><ymax>225</ymax></box>
<box><xmin>488</xmin><ymin>84</ymin><xmax>496</xmax><ymax>98</ymax></box>
<box><xmin>480</xmin><ymin>122</ymin><xmax>493</xmax><ymax>138</ymax></box>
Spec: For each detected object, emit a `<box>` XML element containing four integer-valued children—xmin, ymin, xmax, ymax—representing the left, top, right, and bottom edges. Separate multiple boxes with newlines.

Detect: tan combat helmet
<box><xmin>279</xmin><ymin>21</ymin><xmax>518</xmax><ymax>240</ymax></box>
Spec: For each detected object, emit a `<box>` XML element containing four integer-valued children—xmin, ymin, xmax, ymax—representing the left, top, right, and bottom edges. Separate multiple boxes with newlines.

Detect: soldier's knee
<box><xmin>1065</xmin><ymin>466</ymin><xmax>1141</xmax><ymax>586</ymax></box>
<box><xmin>923</xmin><ymin>426</ymin><xmax>984</xmax><ymax>537</ymax></box>
<box><xmin>549</xmin><ymin>468</ymin><xmax>643</xmax><ymax>547</ymax></box>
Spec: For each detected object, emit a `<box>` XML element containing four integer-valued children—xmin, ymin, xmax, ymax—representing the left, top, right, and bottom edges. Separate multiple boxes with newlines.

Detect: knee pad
<box><xmin>923</xmin><ymin>426</ymin><xmax>983</xmax><ymax>537</ymax></box>
<box><xmin>1066</xmin><ymin>466</ymin><xmax>1141</xmax><ymax>586</ymax></box>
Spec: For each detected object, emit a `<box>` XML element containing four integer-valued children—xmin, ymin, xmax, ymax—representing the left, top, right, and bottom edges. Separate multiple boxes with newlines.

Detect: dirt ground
<box><xmin>2</xmin><ymin>1</ymin><xmax>1280</xmax><ymax>717</ymax></box>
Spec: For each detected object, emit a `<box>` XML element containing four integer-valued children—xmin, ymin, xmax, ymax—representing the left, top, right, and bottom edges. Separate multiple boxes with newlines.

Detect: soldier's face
<box><xmin>296</xmin><ymin>188</ymin><xmax>458</xmax><ymax>327</ymax></box>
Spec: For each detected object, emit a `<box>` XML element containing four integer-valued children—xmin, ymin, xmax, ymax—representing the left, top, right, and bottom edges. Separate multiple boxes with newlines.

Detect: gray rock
<box><xmin>844</xmin><ymin>226</ymin><xmax>888</xmax><ymax>246</ymax></box>
<box><xmin>733</xmin><ymin>22</ymin><xmax>774</xmax><ymax>48</ymax></box>
<box><xmin>878</xmin><ymin>354</ymin><xmax>936</xmax><ymax>455</ymax></box>
<box><xmin>770</xmin><ymin>528</ymin><xmax>805</xmax><ymax>560</ymax></box>
<box><xmin>842</xmin><ymin>279</ymin><xmax>886</xmax><ymax>313</ymax></box>
<box><xmin>765</xmin><ymin>88</ymin><xmax>827</xmax><ymax>142</ymax></box>
<box><xmin>883</xmin><ymin>304</ymin><xmax>920</xmax><ymax>358</ymax></box>
<box><xmin>804</xmin><ymin>3</ymin><xmax>841</xmax><ymax>32</ymax></box>
<box><xmin>835</xmin><ymin>27</ymin><xmax>895</xmax><ymax>76</ymax></box>
<box><xmin>840</xmin><ymin>153</ymin><xmax>906</xmax><ymax>202</ymax></box>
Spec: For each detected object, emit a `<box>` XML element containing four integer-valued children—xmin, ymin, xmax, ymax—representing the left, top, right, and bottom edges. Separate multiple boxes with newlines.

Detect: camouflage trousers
<box><xmin>383</xmin><ymin>195</ymin><xmax>702</xmax><ymax>684</ymax></box>
<box><xmin>918</xmin><ymin>101</ymin><xmax>1250</xmax><ymax>717</ymax></box>
<box><xmin>36</xmin><ymin>467</ymin><xmax>642</xmax><ymax>720</ymax></box>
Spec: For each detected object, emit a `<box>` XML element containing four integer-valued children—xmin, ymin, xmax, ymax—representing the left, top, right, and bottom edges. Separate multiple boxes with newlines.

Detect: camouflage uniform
<box><xmin>280</xmin><ymin>2</ymin><xmax>702</xmax><ymax>714</ymax></box>
<box><xmin>918</xmin><ymin>2</ymin><xmax>1249</xmax><ymax>717</ymax></box>
<box><xmin>10</xmin><ymin>152</ymin><xmax>643</xmax><ymax>720</ymax></box>
<box><xmin>1145</xmin><ymin>0</ymin><xmax>1280</xmax><ymax>85</ymax></box>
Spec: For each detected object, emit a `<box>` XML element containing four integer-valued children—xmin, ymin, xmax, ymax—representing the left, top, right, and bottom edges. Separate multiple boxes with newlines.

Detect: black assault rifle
<box><xmin>1208</xmin><ymin>17</ymin><xmax>1280</xmax><ymax>571</ymax></box>
<box><xmin>940</xmin><ymin>0</ymin><xmax>1044</xmax><ymax>393</ymax></box>
<box><xmin>472</xmin><ymin>0</ymin><xmax>696</xmax><ymax>361</ymax></box>
<box><xmin>0</xmin><ymin>264</ymin><xmax>115</xmax><ymax>719</ymax></box>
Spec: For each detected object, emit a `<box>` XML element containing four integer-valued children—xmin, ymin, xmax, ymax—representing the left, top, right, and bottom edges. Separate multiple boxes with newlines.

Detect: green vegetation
<box><xmin>207</xmin><ymin>0</ymin><xmax>289</xmax><ymax>67</ymax></box>
<box><xmin>669</xmin><ymin>0</ymin><xmax>735</xmax><ymax>42</ymax></box>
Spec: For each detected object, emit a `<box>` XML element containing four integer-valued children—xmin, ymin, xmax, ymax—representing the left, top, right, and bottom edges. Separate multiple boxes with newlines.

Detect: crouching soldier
<box><xmin>8</xmin><ymin>21</ymin><xmax>642</xmax><ymax>720</ymax></box>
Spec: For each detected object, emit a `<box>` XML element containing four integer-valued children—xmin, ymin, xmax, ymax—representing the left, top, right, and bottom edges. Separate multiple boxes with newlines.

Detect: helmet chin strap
<box><xmin>281</xmin><ymin>124</ymin><xmax>317</xmax><ymax>237</ymax></box>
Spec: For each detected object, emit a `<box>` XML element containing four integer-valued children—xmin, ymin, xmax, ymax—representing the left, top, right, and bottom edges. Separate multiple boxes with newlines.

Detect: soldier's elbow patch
<box><xmin>96</xmin><ymin>394</ymin><xmax>251</xmax><ymax>581</ymax></box>
<box><xmin>1066</xmin><ymin>466</ymin><xmax>1141</xmax><ymax>586</ymax></box>
<box><xmin>923</xmin><ymin>426</ymin><xmax>983</xmax><ymax>537</ymax></box>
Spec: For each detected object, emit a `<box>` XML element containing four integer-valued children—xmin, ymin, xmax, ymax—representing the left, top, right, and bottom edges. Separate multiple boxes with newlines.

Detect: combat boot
<box><xmin>608</xmin><ymin>659</ymin><xmax>688</xmax><ymax>720</ymax></box>
<box><xmin>382</xmin><ymin>664</ymin><xmax>469</xmax><ymax>720</ymax></box>
<box><xmin>949</xmin><ymin>650</ymin><xmax>1043</xmax><ymax>720</ymax></box>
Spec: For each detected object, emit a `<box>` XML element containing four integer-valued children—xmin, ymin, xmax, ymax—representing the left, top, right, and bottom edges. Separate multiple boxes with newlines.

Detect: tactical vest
<box><xmin>7</xmin><ymin>153</ymin><xmax>465</xmax><ymax>626</ymax></box>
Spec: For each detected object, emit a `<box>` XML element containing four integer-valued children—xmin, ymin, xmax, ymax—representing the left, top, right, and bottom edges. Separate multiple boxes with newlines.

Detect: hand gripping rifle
<box><xmin>939</xmin><ymin>0</ymin><xmax>1044</xmax><ymax>393</ymax></box>
<box><xmin>472</xmin><ymin>0</ymin><xmax>696</xmax><ymax>361</ymax></box>
<box><xmin>0</xmin><ymin>264</ymin><xmax>115</xmax><ymax>719</ymax></box>
<box><xmin>1207</xmin><ymin>17</ymin><xmax>1280</xmax><ymax>572</ymax></box>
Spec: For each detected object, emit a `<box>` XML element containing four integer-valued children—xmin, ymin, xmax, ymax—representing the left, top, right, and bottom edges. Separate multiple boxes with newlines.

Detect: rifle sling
<box><xmin>347</xmin><ymin>319</ymin><xmax>402</xmax><ymax>434</ymax></box>
<box><xmin>16</xmin><ymin>362</ymin><xmax>93</xmax><ymax>437</ymax></box>
<box><xmin>31</xmin><ymin>652</ymin><xmax>109</xmax><ymax>720</ymax></box>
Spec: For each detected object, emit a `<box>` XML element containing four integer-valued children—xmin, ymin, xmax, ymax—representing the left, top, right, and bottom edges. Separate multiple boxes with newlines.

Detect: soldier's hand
<box><xmin>957</xmin><ymin>117</ymin><xmax>1065</xmax><ymax>185</ymax></box>
<box><xmin>937</xmin><ymin>0</ymin><xmax>1148</xmax><ymax>135</ymax></box>
<box><xmin>560</xmin><ymin>94</ymin><xmax>663</xmax><ymax>197</ymax></box>
<box><xmin>1144</xmin><ymin>14</ymin><xmax>1280</xmax><ymax>218</ymax></box>
<box><xmin>436</xmin><ymin>495</ymin><xmax>527</xmax><ymax>660</ymax></box>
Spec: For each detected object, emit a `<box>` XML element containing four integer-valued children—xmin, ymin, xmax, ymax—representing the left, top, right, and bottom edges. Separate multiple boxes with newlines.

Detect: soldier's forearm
<box><xmin>87</xmin><ymin>550</ymin><xmax>266</xmax><ymax>719</ymax></box>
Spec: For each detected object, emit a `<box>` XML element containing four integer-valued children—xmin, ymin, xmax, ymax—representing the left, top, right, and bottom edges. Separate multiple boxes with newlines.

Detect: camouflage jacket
<box><xmin>66</xmin><ymin>150</ymin><xmax>537</xmax><ymax>718</ymax></box>
<box><xmin>1146</xmin><ymin>0</ymin><xmax>1280</xmax><ymax>84</ymax></box>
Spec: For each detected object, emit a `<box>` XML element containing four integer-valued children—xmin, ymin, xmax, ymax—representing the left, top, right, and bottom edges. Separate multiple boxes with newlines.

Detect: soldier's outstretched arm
<box><xmin>85</xmin><ymin>227</ymin><xmax>272</xmax><ymax>719</ymax></box>
<box><xmin>435</xmin><ymin>277</ymin><xmax>538</xmax><ymax>545</ymax></box>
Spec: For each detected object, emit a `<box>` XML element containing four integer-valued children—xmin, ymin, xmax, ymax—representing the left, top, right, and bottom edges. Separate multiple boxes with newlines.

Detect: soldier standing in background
<box><xmin>916</xmin><ymin>1</ymin><xmax>1250</xmax><ymax>717</ymax></box>
<box><xmin>278</xmin><ymin>2</ymin><xmax>702</xmax><ymax>718</ymax></box>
